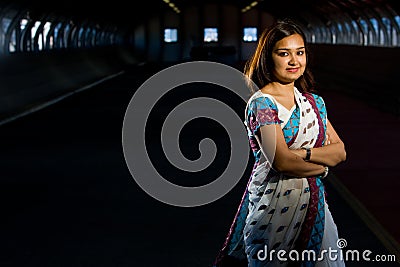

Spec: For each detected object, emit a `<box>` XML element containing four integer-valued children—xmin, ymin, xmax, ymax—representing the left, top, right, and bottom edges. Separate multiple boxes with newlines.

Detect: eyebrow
<box><xmin>275</xmin><ymin>47</ymin><xmax>305</xmax><ymax>51</ymax></box>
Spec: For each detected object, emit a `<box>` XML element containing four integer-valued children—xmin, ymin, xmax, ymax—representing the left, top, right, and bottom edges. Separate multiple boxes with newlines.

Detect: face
<box><xmin>271</xmin><ymin>33</ymin><xmax>306</xmax><ymax>84</ymax></box>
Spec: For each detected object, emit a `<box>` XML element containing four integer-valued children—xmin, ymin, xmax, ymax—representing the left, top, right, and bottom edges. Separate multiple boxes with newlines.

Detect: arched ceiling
<box><xmin>0</xmin><ymin>0</ymin><xmax>399</xmax><ymax>30</ymax></box>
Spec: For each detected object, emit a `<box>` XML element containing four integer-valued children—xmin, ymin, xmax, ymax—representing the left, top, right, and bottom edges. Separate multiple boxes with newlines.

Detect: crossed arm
<box><xmin>291</xmin><ymin>119</ymin><xmax>346</xmax><ymax>167</ymax></box>
<box><xmin>258</xmin><ymin>119</ymin><xmax>346</xmax><ymax>178</ymax></box>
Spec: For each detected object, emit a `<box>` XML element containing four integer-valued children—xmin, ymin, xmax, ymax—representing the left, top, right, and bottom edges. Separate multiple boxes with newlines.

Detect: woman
<box><xmin>213</xmin><ymin>19</ymin><xmax>347</xmax><ymax>267</ymax></box>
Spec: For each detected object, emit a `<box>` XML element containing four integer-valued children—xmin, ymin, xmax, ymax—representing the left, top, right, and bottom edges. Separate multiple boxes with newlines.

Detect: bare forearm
<box><xmin>274</xmin><ymin>152</ymin><xmax>325</xmax><ymax>177</ymax></box>
<box><xmin>309</xmin><ymin>142</ymin><xmax>346</xmax><ymax>166</ymax></box>
<box><xmin>300</xmin><ymin>118</ymin><xmax>347</xmax><ymax>167</ymax></box>
<box><xmin>292</xmin><ymin>142</ymin><xmax>346</xmax><ymax>167</ymax></box>
<box><xmin>259</xmin><ymin>125</ymin><xmax>326</xmax><ymax>178</ymax></box>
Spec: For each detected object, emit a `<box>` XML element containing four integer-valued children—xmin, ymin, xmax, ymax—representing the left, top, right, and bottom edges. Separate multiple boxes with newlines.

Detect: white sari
<box><xmin>229</xmin><ymin>88</ymin><xmax>345</xmax><ymax>267</ymax></box>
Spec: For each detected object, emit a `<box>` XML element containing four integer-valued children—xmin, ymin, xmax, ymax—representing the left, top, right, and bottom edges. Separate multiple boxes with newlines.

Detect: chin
<box><xmin>274</xmin><ymin>73</ymin><xmax>302</xmax><ymax>84</ymax></box>
<box><xmin>282</xmin><ymin>77</ymin><xmax>300</xmax><ymax>84</ymax></box>
<box><xmin>290</xmin><ymin>75</ymin><xmax>302</xmax><ymax>82</ymax></box>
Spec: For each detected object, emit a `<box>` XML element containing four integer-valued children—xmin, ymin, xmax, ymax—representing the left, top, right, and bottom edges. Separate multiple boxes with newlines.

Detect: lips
<box><xmin>286</xmin><ymin>68</ymin><xmax>300</xmax><ymax>73</ymax></box>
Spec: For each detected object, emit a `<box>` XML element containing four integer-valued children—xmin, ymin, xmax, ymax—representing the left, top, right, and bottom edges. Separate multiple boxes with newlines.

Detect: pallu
<box><xmin>213</xmin><ymin>88</ymin><xmax>345</xmax><ymax>267</ymax></box>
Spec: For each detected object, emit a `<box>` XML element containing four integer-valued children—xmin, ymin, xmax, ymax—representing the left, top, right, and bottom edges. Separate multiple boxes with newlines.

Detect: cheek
<box><xmin>274</xmin><ymin>58</ymin><xmax>288</xmax><ymax>69</ymax></box>
<box><xmin>300</xmin><ymin>57</ymin><xmax>307</xmax><ymax>66</ymax></box>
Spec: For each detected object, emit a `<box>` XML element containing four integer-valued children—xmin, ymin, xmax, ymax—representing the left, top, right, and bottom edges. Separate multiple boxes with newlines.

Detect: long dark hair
<box><xmin>244</xmin><ymin>19</ymin><xmax>316</xmax><ymax>94</ymax></box>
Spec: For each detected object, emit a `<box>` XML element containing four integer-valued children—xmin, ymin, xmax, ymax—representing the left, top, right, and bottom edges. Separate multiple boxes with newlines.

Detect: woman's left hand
<box><xmin>325</xmin><ymin>133</ymin><xmax>331</xmax><ymax>145</ymax></box>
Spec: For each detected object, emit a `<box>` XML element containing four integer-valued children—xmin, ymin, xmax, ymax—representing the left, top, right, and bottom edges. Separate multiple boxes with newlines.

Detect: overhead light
<box><xmin>162</xmin><ymin>0</ymin><xmax>180</xmax><ymax>14</ymax></box>
<box><xmin>242</xmin><ymin>0</ymin><xmax>260</xmax><ymax>13</ymax></box>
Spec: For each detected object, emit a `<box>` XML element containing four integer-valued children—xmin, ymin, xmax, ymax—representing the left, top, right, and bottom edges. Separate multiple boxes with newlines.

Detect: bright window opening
<box><xmin>243</xmin><ymin>27</ymin><xmax>257</xmax><ymax>42</ymax></box>
<box><xmin>31</xmin><ymin>21</ymin><xmax>41</xmax><ymax>39</ymax></box>
<box><xmin>204</xmin><ymin>28</ymin><xmax>218</xmax><ymax>42</ymax></box>
<box><xmin>164</xmin><ymin>28</ymin><xmax>178</xmax><ymax>42</ymax></box>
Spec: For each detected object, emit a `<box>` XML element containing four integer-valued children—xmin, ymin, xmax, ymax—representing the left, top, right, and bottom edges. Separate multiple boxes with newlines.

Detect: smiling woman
<box><xmin>270</xmin><ymin>34</ymin><xmax>306</xmax><ymax>87</ymax></box>
<box><xmin>213</xmin><ymin>19</ymin><xmax>347</xmax><ymax>267</ymax></box>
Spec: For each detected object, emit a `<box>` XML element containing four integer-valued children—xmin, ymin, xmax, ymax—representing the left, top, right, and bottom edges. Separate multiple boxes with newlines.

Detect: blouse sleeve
<box><xmin>312</xmin><ymin>93</ymin><xmax>327</xmax><ymax>128</ymax></box>
<box><xmin>246</xmin><ymin>96</ymin><xmax>282</xmax><ymax>135</ymax></box>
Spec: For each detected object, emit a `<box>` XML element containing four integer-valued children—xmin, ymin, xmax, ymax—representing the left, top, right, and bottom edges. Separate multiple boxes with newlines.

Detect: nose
<box><xmin>288</xmin><ymin>53</ymin><xmax>298</xmax><ymax>65</ymax></box>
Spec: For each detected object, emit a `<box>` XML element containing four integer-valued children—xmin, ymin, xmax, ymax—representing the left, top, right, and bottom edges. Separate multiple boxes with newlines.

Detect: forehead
<box><xmin>274</xmin><ymin>34</ymin><xmax>305</xmax><ymax>49</ymax></box>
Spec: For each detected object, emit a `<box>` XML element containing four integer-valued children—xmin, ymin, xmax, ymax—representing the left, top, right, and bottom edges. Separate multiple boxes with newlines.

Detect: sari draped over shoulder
<box><xmin>213</xmin><ymin>88</ymin><xmax>345</xmax><ymax>267</ymax></box>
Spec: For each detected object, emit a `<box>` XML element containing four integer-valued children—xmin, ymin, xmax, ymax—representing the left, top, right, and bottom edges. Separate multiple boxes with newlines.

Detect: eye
<box><xmin>297</xmin><ymin>50</ymin><xmax>305</xmax><ymax>56</ymax></box>
<box><xmin>278</xmin><ymin>52</ymin><xmax>289</xmax><ymax>57</ymax></box>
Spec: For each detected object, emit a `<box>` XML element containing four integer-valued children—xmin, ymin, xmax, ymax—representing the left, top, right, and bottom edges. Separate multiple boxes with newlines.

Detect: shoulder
<box><xmin>306</xmin><ymin>92</ymin><xmax>327</xmax><ymax>118</ymax></box>
<box><xmin>302</xmin><ymin>92</ymin><xmax>326</xmax><ymax>106</ymax></box>
<box><xmin>310</xmin><ymin>92</ymin><xmax>324</xmax><ymax>101</ymax></box>
<box><xmin>310</xmin><ymin>93</ymin><xmax>326</xmax><ymax>108</ymax></box>
<box><xmin>247</xmin><ymin>91</ymin><xmax>278</xmax><ymax>110</ymax></box>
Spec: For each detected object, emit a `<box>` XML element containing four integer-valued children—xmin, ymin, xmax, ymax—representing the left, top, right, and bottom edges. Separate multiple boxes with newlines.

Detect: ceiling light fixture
<box><xmin>242</xmin><ymin>0</ymin><xmax>261</xmax><ymax>13</ymax></box>
<box><xmin>162</xmin><ymin>0</ymin><xmax>181</xmax><ymax>14</ymax></box>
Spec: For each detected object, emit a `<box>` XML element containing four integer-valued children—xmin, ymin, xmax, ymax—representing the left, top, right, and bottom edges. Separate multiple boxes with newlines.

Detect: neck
<box><xmin>263</xmin><ymin>82</ymin><xmax>295</xmax><ymax>96</ymax></box>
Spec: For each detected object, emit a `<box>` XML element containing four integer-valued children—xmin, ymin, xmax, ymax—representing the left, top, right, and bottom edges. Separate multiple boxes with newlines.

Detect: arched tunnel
<box><xmin>0</xmin><ymin>0</ymin><xmax>399</xmax><ymax>266</ymax></box>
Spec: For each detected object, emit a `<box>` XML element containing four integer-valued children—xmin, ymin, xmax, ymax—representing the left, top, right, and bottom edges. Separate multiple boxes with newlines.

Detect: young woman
<box><xmin>213</xmin><ymin>19</ymin><xmax>347</xmax><ymax>267</ymax></box>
